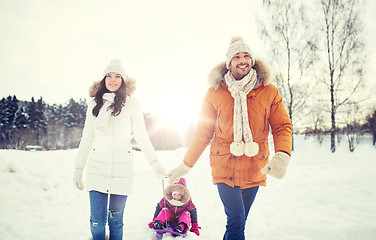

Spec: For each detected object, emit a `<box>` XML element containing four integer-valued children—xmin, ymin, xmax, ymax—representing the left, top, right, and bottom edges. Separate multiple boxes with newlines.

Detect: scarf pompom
<box><xmin>244</xmin><ymin>142</ymin><xmax>259</xmax><ymax>157</ymax></box>
<box><xmin>230</xmin><ymin>141</ymin><xmax>245</xmax><ymax>156</ymax></box>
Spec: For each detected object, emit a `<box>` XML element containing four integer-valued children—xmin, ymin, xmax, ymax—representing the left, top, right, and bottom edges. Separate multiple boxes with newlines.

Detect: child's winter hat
<box><xmin>165</xmin><ymin>178</ymin><xmax>190</xmax><ymax>205</ymax></box>
<box><xmin>226</xmin><ymin>36</ymin><xmax>255</xmax><ymax>69</ymax></box>
<box><xmin>103</xmin><ymin>59</ymin><xmax>126</xmax><ymax>78</ymax></box>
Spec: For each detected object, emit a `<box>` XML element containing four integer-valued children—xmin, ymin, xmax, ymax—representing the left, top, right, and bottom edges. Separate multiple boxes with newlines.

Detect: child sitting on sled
<box><xmin>148</xmin><ymin>178</ymin><xmax>200</xmax><ymax>236</ymax></box>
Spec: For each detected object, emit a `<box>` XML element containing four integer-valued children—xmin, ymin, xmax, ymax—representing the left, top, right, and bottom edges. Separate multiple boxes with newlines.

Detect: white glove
<box><xmin>73</xmin><ymin>168</ymin><xmax>84</xmax><ymax>190</ymax></box>
<box><xmin>261</xmin><ymin>152</ymin><xmax>290</xmax><ymax>179</ymax></box>
<box><xmin>150</xmin><ymin>160</ymin><xmax>167</xmax><ymax>179</ymax></box>
<box><xmin>167</xmin><ymin>161</ymin><xmax>192</xmax><ymax>184</ymax></box>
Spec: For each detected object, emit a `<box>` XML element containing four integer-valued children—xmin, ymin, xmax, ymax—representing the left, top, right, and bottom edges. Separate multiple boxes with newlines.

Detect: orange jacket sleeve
<box><xmin>183</xmin><ymin>89</ymin><xmax>216</xmax><ymax>167</ymax></box>
<box><xmin>270</xmin><ymin>89</ymin><xmax>292</xmax><ymax>155</ymax></box>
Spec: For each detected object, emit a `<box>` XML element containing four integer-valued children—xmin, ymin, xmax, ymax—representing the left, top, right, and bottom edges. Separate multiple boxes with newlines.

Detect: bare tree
<box><xmin>340</xmin><ymin>102</ymin><xmax>364</xmax><ymax>151</ymax></box>
<box><xmin>366</xmin><ymin>109</ymin><xmax>376</xmax><ymax>145</ymax></box>
<box><xmin>304</xmin><ymin>105</ymin><xmax>327</xmax><ymax>145</ymax></box>
<box><xmin>319</xmin><ymin>0</ymin><xmax>366</xmax><ymax>152</ymax></box>
<box><xmin>258</xmin><ymin>0</ymin><xmax>318</xmax><ymax>150</ymax></box>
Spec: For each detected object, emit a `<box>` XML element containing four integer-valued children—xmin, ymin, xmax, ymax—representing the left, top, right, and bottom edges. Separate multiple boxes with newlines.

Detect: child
<box><xmin>149</xmin><ymin>178</ymin><xmax>200</xmax><ymax>236</ymax></box>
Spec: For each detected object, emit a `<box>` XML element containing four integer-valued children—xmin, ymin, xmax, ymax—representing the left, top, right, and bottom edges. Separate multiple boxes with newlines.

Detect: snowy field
<box><xmin>1</xmin><ymin>135</ymin><xmax>376</xmax><ymax>240</ymax></box>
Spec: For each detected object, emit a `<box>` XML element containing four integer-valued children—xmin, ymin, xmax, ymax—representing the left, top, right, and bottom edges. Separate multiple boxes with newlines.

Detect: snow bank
<box><xmin>0</xmin><ymin>135</ymin><xmax>375</xmax><ymax>239</ymax></box>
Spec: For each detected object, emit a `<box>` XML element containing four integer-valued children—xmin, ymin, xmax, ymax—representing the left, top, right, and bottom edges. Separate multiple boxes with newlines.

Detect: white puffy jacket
<box><xmin>74</xmin><ymin>96</ymin><xmax>158</xmax><ymax>195</ymax></box>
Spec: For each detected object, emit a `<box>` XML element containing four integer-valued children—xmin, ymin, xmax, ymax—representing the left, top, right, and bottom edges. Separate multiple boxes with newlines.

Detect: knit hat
<box><xmin>226</xmin><ymin>36</ymin><xmax>255</xmax><ymax>69</ymax></box>
<box><xmin>103</xmin><ymin>59</ymin><xmax>126</xmax><ymax>78</ymax></box>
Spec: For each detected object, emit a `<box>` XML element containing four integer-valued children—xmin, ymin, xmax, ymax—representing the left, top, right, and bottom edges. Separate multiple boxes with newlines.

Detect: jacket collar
<box><xmin>208</xmin><ymin>59</ymin><xmax>270</xmax><ymax>89</ymax></box>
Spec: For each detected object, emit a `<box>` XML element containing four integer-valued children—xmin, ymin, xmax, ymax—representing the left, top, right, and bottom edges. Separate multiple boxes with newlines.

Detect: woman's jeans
<box><xmin>89</xmin><ymin>191</ymin><xmax>127</xmax><ymax>240</ymax></box>
<box><xmin>217</xmin><ymin>183</ymin><xmax>259</xmax><ymax>240</ymax></box>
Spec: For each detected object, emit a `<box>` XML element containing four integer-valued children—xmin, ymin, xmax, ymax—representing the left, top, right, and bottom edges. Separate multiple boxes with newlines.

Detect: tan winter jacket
<box><xmin>183</xmin><ymin>60</ymin><xmax>292</xmax><ymax>189</ymax></box>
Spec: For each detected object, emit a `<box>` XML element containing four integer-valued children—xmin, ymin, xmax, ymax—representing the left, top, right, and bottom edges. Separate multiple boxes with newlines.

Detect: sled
<box><xmin>153</xmin><ymin>223</ymin><xmax>187</xmax><ymax>238</ymax></box>
<box><xmin>152</xmin><ymin>179</ymin><xmax>188</xmax><ymax>239</ymax></box>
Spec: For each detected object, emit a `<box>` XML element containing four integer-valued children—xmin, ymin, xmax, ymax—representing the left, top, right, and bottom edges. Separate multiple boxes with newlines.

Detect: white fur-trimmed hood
<box><xmin>89</xmin><ymin>76</ymin><xmax>136</xmax><ymax>97</ymax></box>
<box><xmin>208</xmin><ymin>59</ymin><xmax>270</xmax><ymax>89</ymax></box>
<box><xmin>164</xmin><ymin>178</ymin><xmax>190</xmax><ymax>205</ymax></box>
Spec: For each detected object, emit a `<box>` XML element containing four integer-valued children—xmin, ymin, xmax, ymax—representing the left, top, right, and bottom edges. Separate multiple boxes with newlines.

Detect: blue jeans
<box><xmin>217</xmin><ymin>183</ymin><xmax>259</xmax><ymax>240</ymax></box>
<box><xmin>89</xmin><ymin>191</ymin><xmax>127</xmax><ymax>240</ymax></box>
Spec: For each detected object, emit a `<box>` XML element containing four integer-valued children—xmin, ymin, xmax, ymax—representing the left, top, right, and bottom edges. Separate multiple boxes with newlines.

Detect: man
<box><xmin>168</xmin><ymin>36</ymin><xmax>292</xmax><ymax>240</ymax></box>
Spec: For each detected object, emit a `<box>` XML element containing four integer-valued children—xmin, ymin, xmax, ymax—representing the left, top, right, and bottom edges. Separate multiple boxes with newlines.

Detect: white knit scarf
<box><xmin>95</xmin><ymin>93</ymin><xmax>115</xmax><ymax>131</ymax></box>
<box><xmin>224</xmin><ymin>69</ymin><xmax>259</xmax><ymax>157</ymax></box>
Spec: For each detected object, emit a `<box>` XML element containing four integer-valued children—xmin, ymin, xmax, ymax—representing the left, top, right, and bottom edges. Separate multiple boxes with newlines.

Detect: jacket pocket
<box><xmin>245</xmin><ymin>142</ymin><xmax>270</xmax><ymax>182</ymax></box>
<box><xmin>210</xmin><ymin>145</ymin><xmax>232</xmax><ymax>178</ymax></box>
<box><xmin>263</xmin><ymin>108</ymin><xmax>268</xmax><ymax>133</ymax></box>
<box><xmin>216</xmin><ymin>110</ymin><xmax>223</xmax><ymax>133</ymax></box>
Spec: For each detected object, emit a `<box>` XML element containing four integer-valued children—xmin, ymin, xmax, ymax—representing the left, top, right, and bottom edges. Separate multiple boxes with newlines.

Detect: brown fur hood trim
<box><xmin>208</xmin><ymin>59</ymin><xmax>270</xmax><ymax>89</ymax></box>
<box><xmin>89</xmin><ymin>76</ymin><xmax>136</xmax><ymax>97</ymax></box>
<box><xmin>164</xmin><ymin>178</ymin><xmax>190</xmax><ymax>205</ymax></box>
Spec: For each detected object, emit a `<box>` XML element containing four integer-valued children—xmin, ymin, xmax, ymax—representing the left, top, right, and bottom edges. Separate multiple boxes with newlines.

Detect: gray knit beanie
<box><xmin>103</xmin><ymin>59</ymin><xmax>126</xmax><ymax>78</ymax></box>
<box><xmin>225</xmin><ymin>36</ymin><xmax>255</xmax><ymax>69</ymax></box>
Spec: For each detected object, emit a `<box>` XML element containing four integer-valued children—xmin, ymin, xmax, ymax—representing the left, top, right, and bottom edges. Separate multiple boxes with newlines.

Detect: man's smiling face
<box><xmin>229</xmin><ymin>52</ymin><xmax>253</xmax><ymax>80</ymax></box>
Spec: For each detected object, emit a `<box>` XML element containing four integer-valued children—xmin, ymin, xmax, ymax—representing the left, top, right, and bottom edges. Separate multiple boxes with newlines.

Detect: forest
<box><xmin>0</xmin><ymin>94</ymin><xmax>375</xmax><ymax>152</ymax></box>
<box><xmin>0</xmin><ymin>95</ymin><xmax>194</xmax><ymax>151</ymax></box>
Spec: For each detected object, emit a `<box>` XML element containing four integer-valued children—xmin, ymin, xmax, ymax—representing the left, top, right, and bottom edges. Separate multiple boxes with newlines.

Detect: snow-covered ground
<box><xmin>1</xmin><ymin>135</ymin><xmax>376</xmax><ymax>240</ymax></box>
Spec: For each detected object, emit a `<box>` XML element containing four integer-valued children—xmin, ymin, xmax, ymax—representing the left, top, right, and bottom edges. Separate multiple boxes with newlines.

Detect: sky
<box><xmin>1</xmin><ymin>0</ymin><xmax>375</xmax><ymax>128</ymax></box>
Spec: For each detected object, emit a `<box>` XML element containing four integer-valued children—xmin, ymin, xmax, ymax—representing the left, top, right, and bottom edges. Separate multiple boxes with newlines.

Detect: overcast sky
<box><xmin>1</xmin><ymin>0</ymin><xmax>375</xmax><ymax>126</ymax></box>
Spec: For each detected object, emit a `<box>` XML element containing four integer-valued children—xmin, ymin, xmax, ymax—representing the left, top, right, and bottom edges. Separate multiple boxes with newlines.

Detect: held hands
<box><xmin>167</xmin><ymin>161</ymin><xmax>192</xmax><ymax>184</ymax></box>
<box><xmin>73</xmin><ymin>168</ymin><xmax>84</xmax><ymax>190</ymax></box>
<box><xmin>150</xmin><ymin>160</ymin><xmax>167</xmax><ymax>179</ymax></box>
<box><xmin>261</xmin><ymin>152</ymin><xmax>290</xmax><ymax>179</ymax></box>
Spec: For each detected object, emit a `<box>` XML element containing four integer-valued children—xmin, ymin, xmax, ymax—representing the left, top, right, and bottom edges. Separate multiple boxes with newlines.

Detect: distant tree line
<box><xmin>0</xmin><ymin>95</ymin><xmax>194</xmax><ymax>151</ymax></box>
<box><xmin>303</xmin><ymin>108</ymin><xmax>376</xmax><ymax>151</ymax></box>
<box><xmin>0</xmin><ymin>95</ymin><xmax>87</xmax><ymax>150</ymax></box>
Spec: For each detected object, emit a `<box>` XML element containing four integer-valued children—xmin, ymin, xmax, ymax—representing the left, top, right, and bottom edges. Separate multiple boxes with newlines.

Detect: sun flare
<box><xmin>156</xmin><ymin>92</ymin><xmax>197</xmax><ymax>132</ymax></box>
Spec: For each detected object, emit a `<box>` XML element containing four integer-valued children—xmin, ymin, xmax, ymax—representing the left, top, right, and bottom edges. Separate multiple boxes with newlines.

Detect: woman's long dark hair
<box><xmin>92</xmin><ymin>76</ymin><xmax>127</xmax><ymax>117</ymax></box>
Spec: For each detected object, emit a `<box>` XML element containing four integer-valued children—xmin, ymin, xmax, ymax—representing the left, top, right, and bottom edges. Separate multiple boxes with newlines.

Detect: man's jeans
<box><xmin>89</xmin><ymin>191</ymin><xmax>127</xmax><ymax>240</ymax></box>
<box><xmin>217</xmin><ymin>183</ymin><xmax>259</xmax><ymax>240</ymax></box>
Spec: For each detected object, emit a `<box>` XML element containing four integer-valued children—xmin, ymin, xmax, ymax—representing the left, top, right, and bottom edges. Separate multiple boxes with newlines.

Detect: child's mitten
<box><xmin>261</xmin><ymin>152</ymin><xmax>290</xmax><ymax>179</ymax></box>
<box><xmin>190</xmin><ymin>222</ymin><xmax>201</xmax><ymax>236</ymax></box>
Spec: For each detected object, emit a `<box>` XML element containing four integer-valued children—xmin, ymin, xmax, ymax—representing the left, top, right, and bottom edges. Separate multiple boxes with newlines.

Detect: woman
<box><xmin>73</xmin><ymin>59</ymin><xmax>166</xmax><ymax>240</ymax></box>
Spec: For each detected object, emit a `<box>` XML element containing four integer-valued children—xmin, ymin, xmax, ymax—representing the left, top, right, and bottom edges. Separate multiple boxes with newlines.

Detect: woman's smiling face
<box><xmin>105</xmin><ymin>72</ymin><xmax>123</xmax><ymax>92</ymax></box>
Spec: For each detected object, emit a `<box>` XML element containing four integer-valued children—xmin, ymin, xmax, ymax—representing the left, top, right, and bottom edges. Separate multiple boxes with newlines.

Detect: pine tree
<box><xmin>11</xmin><ymin>102</ymin><xmax>31</xmax><ymax>149</ymax></box>
<box><xmin>13</xmin><ymin>104</ymin><xmax>29</xmax><ymax>129</ymax></box>
<box><xmin>27</xmin><ymin>97</ymin><xmax>47</xmax><ymax>145</ymax></box>
<box><xmin>46</xmin><ymin>103</ymin><xmax>65</xmax><ymax>149</ymax></box>
<box><xmin>367</xmin><ymin>110</ymin><xmax>376</xmax><ymax>145</ymax></box>
<box><xmin>0</xmin><ymin>96</ymin><xmax>19</xmax><ymax>148</ymax></box>
<box><xmin>60</xmin><ymin>98</ymin><xmax>87</xmax><ymax>148</ymax></box>
<box><xmin>63</xmin><ymin>98</ymin><xmax>87</xmax><ymax>128</ymax></box>
<box><xmin>0</xmin><ymin>97</ymin><xmax>7</xmax><ymax>147</ymax></box>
